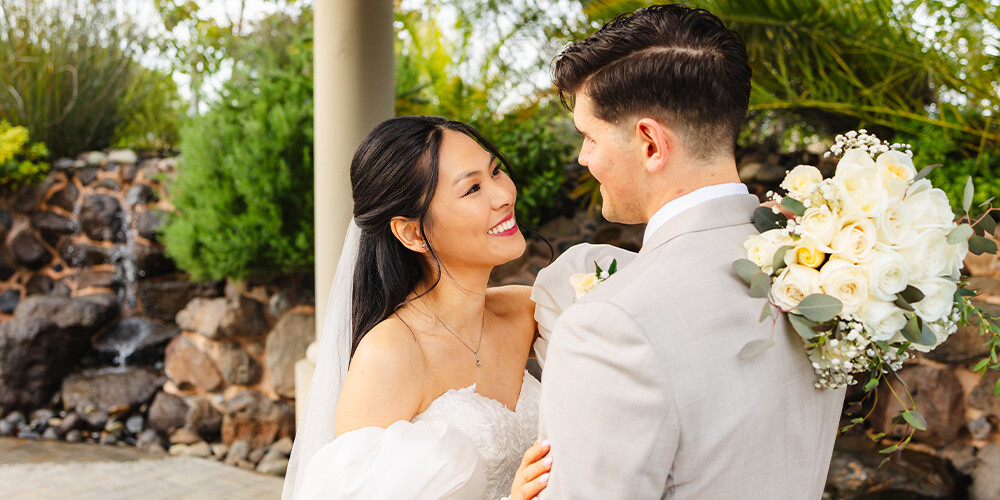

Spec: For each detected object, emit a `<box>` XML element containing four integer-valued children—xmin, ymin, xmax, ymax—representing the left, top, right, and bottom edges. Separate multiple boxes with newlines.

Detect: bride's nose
<box><xmin>490</xmin><ymin>181</ymin><xmax>514</xmax><ymax>210</ymax></box>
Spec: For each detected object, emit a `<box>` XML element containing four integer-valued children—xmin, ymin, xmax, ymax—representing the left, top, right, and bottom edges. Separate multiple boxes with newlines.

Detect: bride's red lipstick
<box><xmin>488</xmin><ymin>213</ymin><xmax>518</xmax><ymax>236</ymax></box>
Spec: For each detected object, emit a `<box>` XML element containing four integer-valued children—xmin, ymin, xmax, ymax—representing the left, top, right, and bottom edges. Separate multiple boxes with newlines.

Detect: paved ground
<box><xmin>0</xmin><ymin>438</ymin><xmax>284</xmax><ymax>500</ymax></box>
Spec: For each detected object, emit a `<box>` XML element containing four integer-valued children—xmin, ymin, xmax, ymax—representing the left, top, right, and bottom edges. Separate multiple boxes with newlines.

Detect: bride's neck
<box><xmin>411</xmin><ymin>264</ymin><xmax>490</xmax><ymax>332</ymax></box>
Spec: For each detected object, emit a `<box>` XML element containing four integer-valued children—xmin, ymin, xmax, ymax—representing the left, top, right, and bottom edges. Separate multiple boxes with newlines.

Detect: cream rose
<box><xmin>876</xmin><ymin>199</ymin><xmax>916</xmax><ymax>249</ymax></box>
<box><xmin>744</xmin><ymin>228</ymin><xmax>790</xmax><ymax>274</ymax></box>
<box><xmin>819</xmin><ymin>257</ymin><xmax>870</xmax><ymax>315</ymax></box>
<box><xmin>799</xmin><ymin>205</ymin><xmax>838</xmax><ymax>249</ymax></box>
<box><xmin>912</xmin><ymin>277</ymin><xmax>958</xmax><ymax>323</ymax></box>
<box><xmin>793</xmin><ymin>241</ymin><xmax>826</xmax><ymax>268</ymax></box>
<box><xmin>903</xmin><ymin>179</ymin><xmax>955</xmax><ymax>231</ymax></box>
<box><xmin>898</xmin><ymin>228</ymin><xmax>948</xmax><ymax>280</ymax></box>
<box><xmin>831</xmin><ymin>213</ymin><xmax>877</xmax><ymax>264</ymax></box>
<box><xmin>858</xmin><ymin>299</ymin><xmax>908</xmax><ymax>341</ymax></box>
<box><xmin>869</xmin><ymin>247</ymin><xmax>910</xmax><ymax>301</ymax></box>
<box><xmin>569</xmin><ymin>273</ymin><xmax>599</xmax><ymax>299</ymax></box>
<box><xmin>781</xmin><ymin>165</ymin><xmax>823</xmax><ymax>198</ymax></box>
<box><xmin>876</xmin><ymin>150</ymin><xmax>917</xmax><ymax>199</ymax></box>
<box><xmin>834</xmin><ymin>149</ymin><xmax>889</xmax><ymax>217</ymax></box>
<box><xmin>771</xmin><ymin>264</ymin><xmax>821</xmax><ymax>312</ymax></box>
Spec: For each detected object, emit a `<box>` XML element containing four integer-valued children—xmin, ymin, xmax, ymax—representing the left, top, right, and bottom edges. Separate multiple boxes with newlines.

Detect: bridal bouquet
<box><xmin>734</xmin><ymin>130</ymin><xmax>1000</xmax><ymax>458</ymax></box>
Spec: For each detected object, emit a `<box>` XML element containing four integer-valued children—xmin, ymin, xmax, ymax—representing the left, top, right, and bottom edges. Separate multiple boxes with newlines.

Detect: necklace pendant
<box><xmin>476</xmin><ymin>353</ymin><xmax>481</xmax><ymax>368</ymax></box>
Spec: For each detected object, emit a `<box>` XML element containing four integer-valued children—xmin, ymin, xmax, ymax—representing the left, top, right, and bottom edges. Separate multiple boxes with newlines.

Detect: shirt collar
<box><xmin>642</xmin><ymin>183</ymin><xmax>750</xmax><ymax>245</ymax></box>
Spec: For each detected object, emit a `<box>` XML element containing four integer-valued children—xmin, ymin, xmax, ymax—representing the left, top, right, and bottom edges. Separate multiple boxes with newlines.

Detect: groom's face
<box><xmin>573</xmin><ymin>92</ymin><xmax>646</xmax><ymax>224</ymax></box>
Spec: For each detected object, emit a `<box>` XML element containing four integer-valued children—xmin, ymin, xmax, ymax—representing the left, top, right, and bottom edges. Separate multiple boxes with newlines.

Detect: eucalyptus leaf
<box><xmin>759</xmin><ymin>302</ymin><xmax>772</xmax><ymax>323</ymax></box>
<box><xmin>864</xmin><ymin>378</ymin><xmax>879</xmax><ymax>392</ymax></box>
<box><xmin>797</xmin><ymin>294</ymin><xmax>843</xmax><ymax>322</ymax></box>
<box><xmin>899</xmin><ymin>285</ymin><xmax>925</xmax><ymax>304</ymax></box>
<box><xmin>974</xmin><ymin>358</ymin><xmax>989</xmax><ymax>372</ymax></box>
<box><xmin>893</xmin><ymin>295</ymin><xmax>914</xmax><ymax>312</ymax></box>
<box><xmin>994</xmin><ymin>377</ymin><xmax>1000</xmax><ymax>396</ymax></box>
<box><xmin>963</xmin><ymin>176</ymin><xmax>975</xmax><ymax>214</ymax></box>
<box><xmin>788</xmin><ymin>313</ymin><xmax>819</xmax><ymax>340</ymax></box>
<box><xmin>780</xmin><ymin>196</ymin><xmax>806</xmax><ymax>217</ymax></box>
<box><xmin>917</xmin><ymin>324</ymin><xmax>937</xmax><ymax>346</ymax></box>
<box><xmin>879</xmin><ymin>444</ymin><xmax>899</xmax><ymax>454</ymax></box>
<box><xmin>752</xmin><ymin>206</ymin><xmax>787</xmax><ymax>233</ymax></box>
<box><xmin>903</xmin><ymin>409</ymin><xmax>928</xmax><ymax>431</ymax></box>
<box><xmin>969</xmin><ymin>235</ymin><xmax>999</xmax><ymax>255</ymax></box>
<box><xmin>773</xmin><ymin>245</ymin><xmax>793</xmax><ymax>273</ymax></box>
<box><xmin>738</xmin><ymin>338</ymin><xmax>775</xmax><ymax>359</ymax></box>
<box><xmin>947</xmin><ymin>224</ymin><xmax>974</xmax><ymax>244</ymax></box>
<box><xmin>956</xmin><ymin>288</ymin><xmax>977</xmax><ymax>297</ymax></box>
<box><xmin>733</xmin><ymin>259</ymin><xmax>761</xmax><ymax>284</ymax></box>
<box><xmin>980</xmin><ymin>196</ymin><xmax>996</xmax><ymax>208</ymax></box>
<box><xmin>749</xmin><ymin>272</ymin><xmax>771</xmax><ymax>298</ymax></box>
<box><xmin>902</xmin><ymin>314</ymin><xmax>920</xmax><ymax>343</ymax></box>
<box><xmin>974</xmin><ymin>215</ymin><xmax>996</xmax><ymax>236</ymax></box>
<box><xmin>913</xmin><ymin>164</ymin><xmax>940</xmax><ymax>183</ymax></box>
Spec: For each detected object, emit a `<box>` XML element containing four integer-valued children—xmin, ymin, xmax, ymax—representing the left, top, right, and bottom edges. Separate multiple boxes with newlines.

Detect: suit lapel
<box><xmin>638</xmin><ymin>194</ymin><xmax>761</xmax><ymax>257</ymax></box>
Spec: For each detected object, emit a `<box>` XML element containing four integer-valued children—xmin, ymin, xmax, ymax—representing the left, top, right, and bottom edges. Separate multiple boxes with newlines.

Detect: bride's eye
<box><xmin>464</xmin><ymin>183</ymin><xmax>481</xmax><ymax>196</ymax></box>
<box><xmin>492</xmin><ymin>164</ymin><xmax>502</xmax><ymax>176</ymax></box>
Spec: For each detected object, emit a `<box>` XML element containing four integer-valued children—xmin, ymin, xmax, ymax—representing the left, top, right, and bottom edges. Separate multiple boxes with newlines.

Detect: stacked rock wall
<box><xmin>0</xmin><ymin>152</ymin><xmax>315</xmax><ymax>475</ymax></box>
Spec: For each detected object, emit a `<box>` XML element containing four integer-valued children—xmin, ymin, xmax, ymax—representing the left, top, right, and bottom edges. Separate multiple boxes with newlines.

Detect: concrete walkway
<box><xmin>0</xmin><ymin>438</ymin><xmax>284</xmax><ymax>500</ymax></box>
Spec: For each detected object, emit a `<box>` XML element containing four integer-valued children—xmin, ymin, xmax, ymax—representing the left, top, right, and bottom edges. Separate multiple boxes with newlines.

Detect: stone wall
<box><xmin>0</xmin><ymin>151</ymin><xmax>315</xmax><ymax>476</ymax></box>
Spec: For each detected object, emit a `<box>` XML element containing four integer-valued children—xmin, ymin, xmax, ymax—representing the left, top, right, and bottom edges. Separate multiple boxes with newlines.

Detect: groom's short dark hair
<box><xmin>553</xmin><ymin>4</ymin><xmax>751</xmax><ymax>159</ymax></box>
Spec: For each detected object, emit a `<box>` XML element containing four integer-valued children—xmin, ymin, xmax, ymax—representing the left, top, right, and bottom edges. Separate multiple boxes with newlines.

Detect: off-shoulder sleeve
<box><xmin>296</xmin><ymin>420</ymin><xmax>487</xmax><ymax>500</ymax></box>
<box><xmin>530</xmin><ymin>243</ymin><xmax>637</xmax><ymax>367</ymax></box>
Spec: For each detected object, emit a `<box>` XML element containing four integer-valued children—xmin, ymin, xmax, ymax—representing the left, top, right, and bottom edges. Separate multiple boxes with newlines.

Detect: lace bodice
<box><xmin>412</xmin><ymin>371</ymin><xmax>540</xmax><ymax>500</ymax></box>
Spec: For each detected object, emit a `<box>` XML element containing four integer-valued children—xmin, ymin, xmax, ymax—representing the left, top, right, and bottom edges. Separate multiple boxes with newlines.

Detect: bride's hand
<box><xmin>510</xmin><ymin>440</ymin><xmax>552</xmax><ymax>500</ymax></box>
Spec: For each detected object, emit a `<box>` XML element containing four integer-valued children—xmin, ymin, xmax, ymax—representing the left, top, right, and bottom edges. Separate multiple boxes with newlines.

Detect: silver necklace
<box><xmin>417</xmin><ymin>295</ymin><xmax>486</xmax><ymax>368</ymax></box>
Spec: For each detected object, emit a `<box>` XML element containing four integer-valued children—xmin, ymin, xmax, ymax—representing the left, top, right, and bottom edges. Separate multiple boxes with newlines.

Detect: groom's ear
<box><xmin>390</xmin><ymin>217</ymin><xmax>428</xmax><ymax>254</ymax></box>
<box><xmin>635</xmin><ymin>118</ymin><xmax>671</xmax><ymax>174</ymax></box>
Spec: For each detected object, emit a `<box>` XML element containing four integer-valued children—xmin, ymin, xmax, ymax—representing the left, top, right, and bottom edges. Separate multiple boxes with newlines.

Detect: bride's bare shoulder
<box><xmin>335</xmin><ymin>317</ymin><xmax>426</xmax><ymax>434</ymax></box>
<box><xmin>487</xmin><ymin>285</ymin><xmax>534</xmax><ymax>318</ymax></box>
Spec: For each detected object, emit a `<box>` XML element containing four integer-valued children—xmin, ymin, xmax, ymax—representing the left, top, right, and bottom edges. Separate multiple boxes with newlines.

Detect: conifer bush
<box><xmin>161</xmin><ymin>12</ymin><xmax>314</xmax><ymax>281</ymax></box>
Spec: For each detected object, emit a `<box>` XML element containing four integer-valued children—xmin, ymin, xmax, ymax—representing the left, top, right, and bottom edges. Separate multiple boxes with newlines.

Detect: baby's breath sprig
<box><xmin>824</xmin><ymin>129</ymin><xmax>913</xmax><ymax>158</ymax></box>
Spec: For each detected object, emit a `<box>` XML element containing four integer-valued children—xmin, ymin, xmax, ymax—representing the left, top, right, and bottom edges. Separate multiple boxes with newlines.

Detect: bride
<box><xmin>282</xmin><ymin>116</ymin><xmax>557</xmax><ymax>500</ymax></box>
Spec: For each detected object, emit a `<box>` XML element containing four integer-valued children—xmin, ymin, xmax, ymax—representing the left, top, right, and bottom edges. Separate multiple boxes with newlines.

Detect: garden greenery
<box><xmin>0</xmin><ymin>121</ymin><xmax>48</xmax><ymax>192</ymax></box>
<box><xmin>161</xmin><ymin>10</ymin><xmax>314</xmax><ymax>281</ymax></box>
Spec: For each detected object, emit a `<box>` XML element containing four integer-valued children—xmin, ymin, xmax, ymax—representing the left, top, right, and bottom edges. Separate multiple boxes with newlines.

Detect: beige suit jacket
<box><xmin>535</xmin><ymin>194</ymin><xmax>846</xmax><ymax>499</ymax></box>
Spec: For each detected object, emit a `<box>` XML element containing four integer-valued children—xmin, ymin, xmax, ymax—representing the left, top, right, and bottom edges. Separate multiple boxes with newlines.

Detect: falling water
<box><xmin>112</xmin><ymin>189</ymin><xmax>142</xmax><ymax>315</ymax></box>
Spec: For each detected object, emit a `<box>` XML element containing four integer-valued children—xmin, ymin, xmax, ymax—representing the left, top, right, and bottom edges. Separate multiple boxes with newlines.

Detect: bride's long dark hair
<box><xmin>349</xmin><ymin>116</ymin><xmax>511</xmax><ymax>356</ymax></box>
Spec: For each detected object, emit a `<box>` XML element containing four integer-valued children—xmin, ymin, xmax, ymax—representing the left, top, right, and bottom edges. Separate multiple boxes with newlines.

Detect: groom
<box><xmin>535</xmin><ymin>4</ymin><xmax>846</xmax><ymax>498</ymax></box>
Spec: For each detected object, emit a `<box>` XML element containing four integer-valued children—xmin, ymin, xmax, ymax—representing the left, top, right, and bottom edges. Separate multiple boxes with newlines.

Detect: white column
<box><xmin>296</xmin><ymin>0</ymin><xmax>394</xmax><ymax>426</ymax></box>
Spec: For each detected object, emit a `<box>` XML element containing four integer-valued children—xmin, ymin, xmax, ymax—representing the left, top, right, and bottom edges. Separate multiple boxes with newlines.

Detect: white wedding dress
<box><xmin>295</xmin><ymin>371</ymin><xmax>540</xmax><ymax>500</ymax></box>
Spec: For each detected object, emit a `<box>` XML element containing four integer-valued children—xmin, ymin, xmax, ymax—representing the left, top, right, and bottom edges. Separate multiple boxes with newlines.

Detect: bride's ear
<box><xmin>390</xmin><ymin>217</ymin><xmax>428</xmax><ymax>253</ymax></box>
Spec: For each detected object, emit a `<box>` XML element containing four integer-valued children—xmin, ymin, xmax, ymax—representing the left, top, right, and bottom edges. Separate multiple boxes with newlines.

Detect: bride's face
<box><xmin>423</xmin><ymin>130</ymin><xmax>526</xmax><ymax>269</ymax></box>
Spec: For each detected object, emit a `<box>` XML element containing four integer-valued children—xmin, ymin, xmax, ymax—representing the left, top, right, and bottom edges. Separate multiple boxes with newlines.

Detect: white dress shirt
<box><xmin>642</xmin><ymin>183</ymin><xmax>750</xmax><ymax>245</ymax></box>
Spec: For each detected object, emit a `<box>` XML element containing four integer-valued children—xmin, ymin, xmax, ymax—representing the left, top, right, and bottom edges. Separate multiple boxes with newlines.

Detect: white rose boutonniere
<box><xmin>569</xmin><ymin>259</ymin><xmax>618</xmax><ymax>299</ymax></box>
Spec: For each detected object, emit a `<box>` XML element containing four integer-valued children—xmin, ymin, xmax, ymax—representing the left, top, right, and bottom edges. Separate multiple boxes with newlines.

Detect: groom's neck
<box><xmin>642</xmin><ymin>157</ymin><xmax>740</xmax><ymax>222</ymax></box>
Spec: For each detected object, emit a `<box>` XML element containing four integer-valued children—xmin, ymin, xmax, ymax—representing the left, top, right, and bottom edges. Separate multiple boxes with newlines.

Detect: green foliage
<box><xmin>161</xmin><ymin>10</ymin><xmax>314</xmax><ymax>281</ymax></box>
<box><xmin>0</xmin><ymin>0</ymin><xmax>177</xmax><ymax>157</ymax></box>
<box><xmin>113</xmin><ymin>66</ymin><xmax>183</xmax><ymax>153</ymax></box>
<box><xmin>395</xmin><ymin>1</ymin><xmax>578</xmax><ymax>227</ymax></box>
<box><xmin>0</xmin><ymin>121</ymin><xmax>48</xmax><ymax>191</ymax></box>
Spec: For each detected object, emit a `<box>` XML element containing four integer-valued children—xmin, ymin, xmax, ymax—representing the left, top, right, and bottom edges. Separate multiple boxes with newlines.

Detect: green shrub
<box><xmin>0</xmin><ymin>121</ymin><xmax>48</xmax><ymax>191</ymax></box>
<box><xmin>896</xmin><ymin>123</ymin><xmax>1000</xmax><ymax>211</ymax></box>
<box><xmin>161</xmin><ymin>11</ymin><xmax>314</xmax><ymax>282</ymax></box>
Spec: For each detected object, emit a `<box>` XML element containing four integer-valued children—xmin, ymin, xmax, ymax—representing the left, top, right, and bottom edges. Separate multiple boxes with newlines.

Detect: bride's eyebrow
<box><xmin>452</xmin><ymin>156</ymin><xmax>497</xmax><ymax>186</ymax></box>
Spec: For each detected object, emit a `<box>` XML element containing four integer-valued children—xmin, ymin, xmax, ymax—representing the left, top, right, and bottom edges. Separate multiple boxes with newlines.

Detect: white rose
<box><xmin>781</xmin><ymin>165</ymin><xmax>823</xmax><ymax>198</ymax></box>
<box><xmin>943</xmin><ymin>235</ymin><xmax>969</xmax><ymax>279</ymax></box>
<box><xmin>799</xmin><ymin>205</ymin><xmax>838</xmax><ymax>249</ymax></box>
<box><xmin>771</xmin><ymin>264</ymin><xmax>821</xmax><ymax>312</ymax></box>
<box><xmin>898</xmin><ymin>228</ymin><xmax>948</xmax><ymax>280</ymax></box>
<box><xmin>744</xmin><ymin>229</ymin><xmax>790</xmax><ymax>274</ymax></box>
<box><xmin>792</xmin><ymin>240</ymin><xmax>827</xmax><ymax>268</ymax></box>
<box><xmin>912</xmin><ymin>277</ymin><xmax>958</xmax><ymax>323</ymax></box>
<box><xmin>869</xmin><ymin>247</ymin><xmax>910</xmax><ymax>301</ymax></box>
<box><xmin>834</xmin><ymin>148</ymin><xmax>889</xmax><ymax>217</ymax></box>
<box><xmin>876</xmin><ymin>150</ymin><xmax>917</xmax><ymax>199</ymax></box>
<box><xmin>876</xmin><ymin>199</ymin><xmax>916</xmax><ymax>249</ymax></box>
<box><xmin>569</xmin><ymin>273</ymin><xmax>599</xmax><ymax>299</ymax></box>
<box><xmin>830</xmin><ymin>212</ymin><xmax>877</xmax><ymax>264</ymax></box>
<box><xmin>858</xmin><ymin>299</ymin><xmax>908</xmax><ymax>341</ymax></box>
<box><xmin>819</xmin><ymin>257</ymin><xmax>870</xmax><ymax>315</ymax></box>
<box><xmin>903</xmin><ymin>179</ymin><xmax>955</xmax><ymax>231</ymax></box>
